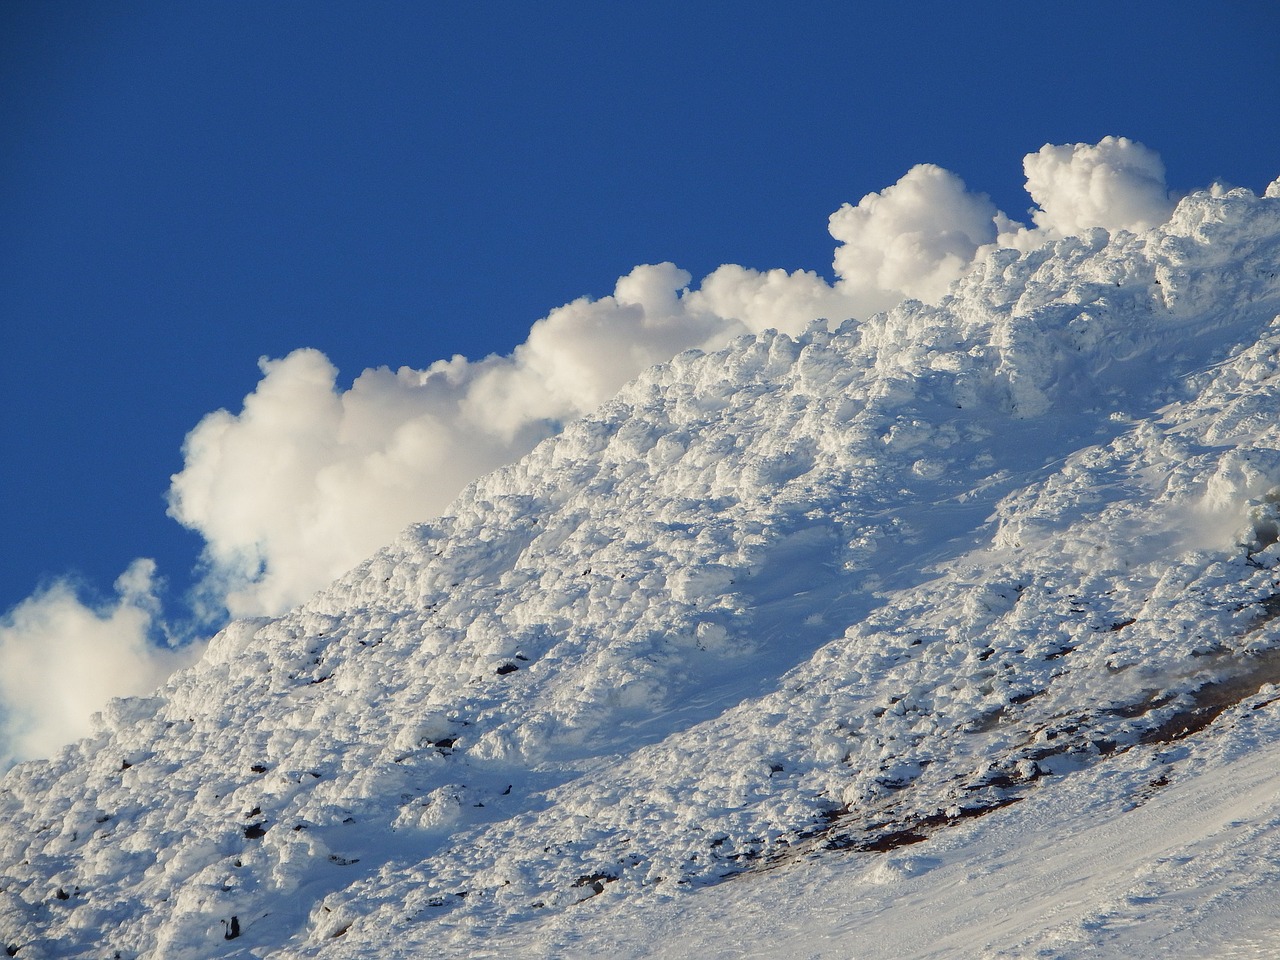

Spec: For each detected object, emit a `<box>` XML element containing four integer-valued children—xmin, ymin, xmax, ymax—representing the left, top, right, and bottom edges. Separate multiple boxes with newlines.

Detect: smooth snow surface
<box><xmin>4</xmin><ymin>185</ymin><xmax>1280</xmax><ymax>958</ymax></box>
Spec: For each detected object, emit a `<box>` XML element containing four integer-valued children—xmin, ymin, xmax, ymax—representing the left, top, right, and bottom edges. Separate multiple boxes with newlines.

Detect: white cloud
<box><xmin>999</xmin><ymin>136</ymin><xmax>1175</xmax><ymax>250</ymax></box>
<box><xmin>829</xmin><ymin>163</ymin><xmax>1002</xmax><ymax>313</ymax></box>
<box><xmin>687</xmin><ymin>263</ymin><xmax>860</xmax><ymax>335</ymax></box>
<box><xmin>0</xmin><ymin>559</ymin><xmax>196</xmax><ymax>767</ymax></box>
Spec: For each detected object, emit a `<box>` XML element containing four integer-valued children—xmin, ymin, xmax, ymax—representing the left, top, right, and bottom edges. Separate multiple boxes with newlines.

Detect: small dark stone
<box><xmin>244</xmin><ymin>823</ymin><xmax>266</xmax><ymax>840</ymax></box>
<box><xmin>572</xmin><ymin>871</ymin><xmax>617</xmax><ymax>889</ymax></box>
<box><xmin>55</xmin><ymin>887</ymin><xmax>69</xmax><ymax>900</ymax></box>
<box><xmin>496</xmin><ymin>663</ymin><xmax>519</xmax><ymax>676</ymax></box>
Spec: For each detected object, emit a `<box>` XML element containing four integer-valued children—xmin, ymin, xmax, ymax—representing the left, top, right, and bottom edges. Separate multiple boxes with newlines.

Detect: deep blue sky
<box><xmin>2</xmin><ymin>0</ymin><xmax>1278</xmax><ymax>620</ymax></box>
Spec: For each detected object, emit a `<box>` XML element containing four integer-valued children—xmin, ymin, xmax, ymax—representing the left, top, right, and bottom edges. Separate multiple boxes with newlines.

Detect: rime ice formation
<box><xmin>5</xmin><ymin>183</ymin><xmax>1280</xmax><ymax>958</ymax></box>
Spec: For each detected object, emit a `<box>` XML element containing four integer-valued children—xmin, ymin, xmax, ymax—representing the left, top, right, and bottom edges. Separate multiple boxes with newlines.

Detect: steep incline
<box><xmin>3</xmin><ymin>185</ymin><xmax>1280</xmax><ymax>958</ymax></box>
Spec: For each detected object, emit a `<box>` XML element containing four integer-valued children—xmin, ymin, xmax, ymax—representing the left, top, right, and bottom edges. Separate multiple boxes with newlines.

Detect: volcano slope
<box><xmin>4</xmin><ymin>183</ymin><xmax>1280</xmax><ymax>958</ymax></box>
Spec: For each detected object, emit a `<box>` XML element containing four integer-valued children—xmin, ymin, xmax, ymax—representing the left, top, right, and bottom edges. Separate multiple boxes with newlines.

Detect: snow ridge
<box><xmin>3</xmin><ymin>185</ymin><xmax>1280</xmax><ymax>958</ymax></box>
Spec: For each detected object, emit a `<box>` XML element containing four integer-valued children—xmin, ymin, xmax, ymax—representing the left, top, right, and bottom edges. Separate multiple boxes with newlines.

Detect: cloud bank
<box><xmin>3</xmin><ymin>137</ymin><xmax>1184</xmax><ymax>762</ymax></box>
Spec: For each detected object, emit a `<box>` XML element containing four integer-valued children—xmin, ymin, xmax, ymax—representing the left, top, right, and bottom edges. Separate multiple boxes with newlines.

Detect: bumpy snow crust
<box><xmin>4</xmin><ymin>186</ymin><xmax>1280</xmax><ymax>958</ymax></box>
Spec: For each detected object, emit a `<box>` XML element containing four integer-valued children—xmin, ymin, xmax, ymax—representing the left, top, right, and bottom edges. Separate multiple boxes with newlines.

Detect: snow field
<box><xmin>2</xmin><ymin>185</ymin><xmax>1280</xmax><ymax>957</ymax></box>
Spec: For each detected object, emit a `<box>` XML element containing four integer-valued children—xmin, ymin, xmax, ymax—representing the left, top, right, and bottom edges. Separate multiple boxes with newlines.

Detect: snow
<box><xmin>3</xmin><ymin>184</ymin><xmax>1280</xmax><ymax>958</ymax></box>
<box><xmin>529</xmin><ymin>692</ymin><xmax>1280</xmax><ymax>959</ymax></box>
<box><xmin>460</xmin><ymin>698</ymin><xmax>1280</xmax><ymax>959</ymax></box>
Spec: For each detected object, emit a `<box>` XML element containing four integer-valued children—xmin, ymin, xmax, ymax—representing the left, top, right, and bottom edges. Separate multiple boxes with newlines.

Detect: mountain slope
<box><xmin>519</xmin><ymin>695</ymin><xmax>1280</xmax><ymax>959</ymax></box>
<box><xmin>3</xmin><ymin>183</ymin><xmax>1280</xmax><ymax>958</ymax></box>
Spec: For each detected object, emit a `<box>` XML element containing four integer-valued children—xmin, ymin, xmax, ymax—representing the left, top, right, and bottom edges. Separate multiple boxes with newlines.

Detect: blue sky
<box><xmin>1</xmin><ymin>1</ymin><xmax>1278</xmax><ymax>740</ymax></box>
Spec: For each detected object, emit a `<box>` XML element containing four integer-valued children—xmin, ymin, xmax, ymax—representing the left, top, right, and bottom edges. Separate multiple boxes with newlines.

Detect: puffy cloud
<box><xmin>0</xmin><ymin>560</ymin><xmax>196</xmax><ymax>767</ymax></box>
<box><xmin>461</xmin><ymin>262</ymin><xmax>741</xmax><ymax>435</ymax></box>
<box><xmin>687</xmin><ymin>263</ymin><xmax>860</xmax><ymax>335</ymax></box>
<box><xmin>4</xmin><ymin>257</ymin><xmax>867</xmax><ymax>762</ymax></box>
<box><xmin>829</xmin><ymin>163</ymin><xmax>1003</xmax><ymax>313</ymax></box>
<box><xmin>999</xmin><ymin>136</ymin><xmax>1175</xmax><ymax>249</ymax></box>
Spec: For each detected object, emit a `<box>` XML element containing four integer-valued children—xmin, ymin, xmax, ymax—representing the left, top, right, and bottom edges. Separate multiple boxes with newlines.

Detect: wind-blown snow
<box><xmin>3</xmin><ymin>166</ymin><xmax>1280</xmax><ymax>959</ymax></box>
<box><xmin>540</xmin><ymin>698</ymin><xmax>1280</xmax><ymax>959</ymax></box>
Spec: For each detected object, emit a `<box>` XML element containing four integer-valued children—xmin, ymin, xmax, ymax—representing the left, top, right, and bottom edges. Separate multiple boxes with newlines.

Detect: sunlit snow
<box><xmin>4</xmin><ymin>179</ymin><xmax>1280</xmax><ymax>958</ymax></box>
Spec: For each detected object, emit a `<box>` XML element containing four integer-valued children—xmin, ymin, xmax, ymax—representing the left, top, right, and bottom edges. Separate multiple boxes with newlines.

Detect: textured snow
<box><xmin>4</xmin><ymin>185</ymin><xmax>1280</xmax><ymax>958</ymax></box>
<box><xmin>537</xmin><ymin>695</ymin><xmax>1280</xmax><ymax>959</ymax></box>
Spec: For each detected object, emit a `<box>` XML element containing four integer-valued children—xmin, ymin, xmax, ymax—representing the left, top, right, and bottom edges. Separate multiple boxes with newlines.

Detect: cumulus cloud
<box><xmin>688</xmin><ymin>263</ymin><xmax>860</xmax><ymax>335</ymax></box>
<box><xmin>829</xmin><ymin>163</ymin><xmax>1002</xmax><ymax>313</ymax></box>
<box><xmin>0</xmin><ymin>560</ymin><xmax>196</xmax><ymax>767</ymax></box>
<box><xmin>999</xmin><ymin>136</ymin><xmax>1176</xmax><ymax>250</ymax></box>
<box><xmin>6</xmin><ymin>136</ymin><xmax>1194</xmax><ymax>762</ymax></box>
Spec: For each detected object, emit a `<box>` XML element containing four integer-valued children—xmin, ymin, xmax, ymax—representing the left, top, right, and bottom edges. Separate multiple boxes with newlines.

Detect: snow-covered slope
<box><xmin>535</xmin><ymin>694</ymin><xmax>1280</xmax><ymax>959</ymax></box>
<box><xmin>4</xmin><ymin>183</ymin><xmax>1280</xmax><ymax>959</ymax></box>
